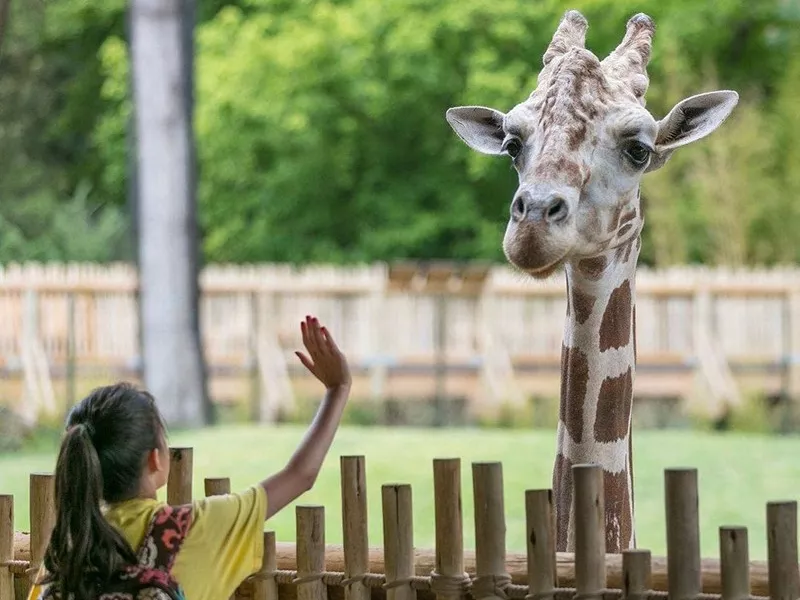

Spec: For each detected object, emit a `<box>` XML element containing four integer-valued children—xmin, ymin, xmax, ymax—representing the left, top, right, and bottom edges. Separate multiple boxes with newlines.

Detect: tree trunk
<box><xmin>129</xmin><ymin>0</ymin><xmax>210</xmax><ymax>427</ymax></box>
<box><xmin>180</xmin><ymin>0</ymin><xmax>215</xmax><ymax>424</ymax></box>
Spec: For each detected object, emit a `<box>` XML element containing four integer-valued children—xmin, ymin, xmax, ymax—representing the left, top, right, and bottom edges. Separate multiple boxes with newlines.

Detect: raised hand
<box><xmin>260</xmin><ymin>316</ymin><xmax>352</xmax><ymax>519</ymax></box>
<box><xmin>294</xmin><ymin>315</ymin><xmax>351</xmax><ymax>391</ymax></box>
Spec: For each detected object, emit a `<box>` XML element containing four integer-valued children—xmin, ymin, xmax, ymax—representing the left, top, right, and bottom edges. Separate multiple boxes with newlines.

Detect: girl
<box><xmin>28</xmin><ymin>315</ymin><xmax>351</xmax><ymax>600</ymax></box>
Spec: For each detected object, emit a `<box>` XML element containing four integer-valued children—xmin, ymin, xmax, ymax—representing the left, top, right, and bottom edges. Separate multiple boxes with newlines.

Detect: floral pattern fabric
<box><xmin>39</xmin><ymin>504</ymin><xmax>193</xmax><ymax>600</ymax></box>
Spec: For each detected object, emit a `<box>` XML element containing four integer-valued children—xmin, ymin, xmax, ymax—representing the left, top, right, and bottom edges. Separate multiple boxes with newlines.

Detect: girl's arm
<box><xmin>259</xmin><ymin>315</ymin><xmax>351</xmax><ymax>520</ymax></box>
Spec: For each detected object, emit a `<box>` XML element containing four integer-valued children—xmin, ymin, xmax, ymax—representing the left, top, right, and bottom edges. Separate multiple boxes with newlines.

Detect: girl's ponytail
<box><xmin>41</xmin><ymin>423</ymin><xmax>137</xmax><ymax>599</ymax></box>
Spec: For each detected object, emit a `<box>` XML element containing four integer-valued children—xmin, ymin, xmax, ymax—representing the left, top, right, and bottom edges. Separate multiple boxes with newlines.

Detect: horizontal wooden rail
<box><xmin>1</xmin><ymin>263</ymin><xmax>800</xmax><ymax>296</ymax></box>
<box><xmin>9</xmin><ymin>532</ymin><xmax>786</xmax><ymax>596</ymax></box>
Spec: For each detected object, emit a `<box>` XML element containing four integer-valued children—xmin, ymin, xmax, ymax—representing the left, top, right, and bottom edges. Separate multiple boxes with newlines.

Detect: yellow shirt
<box><xmin>27</xmin><ymin>485</ymin><xmax>268</xmax><ymax>600</ymax></box>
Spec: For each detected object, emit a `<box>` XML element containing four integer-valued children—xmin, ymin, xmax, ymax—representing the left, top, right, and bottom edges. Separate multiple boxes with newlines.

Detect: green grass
<box><xmin>1</xmin><ymin>425</ymin><xmax>799</xmax><ymax>561</ymax></box>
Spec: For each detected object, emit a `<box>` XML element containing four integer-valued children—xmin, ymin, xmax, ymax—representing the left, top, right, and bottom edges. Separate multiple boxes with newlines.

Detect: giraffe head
<box><xmin>446</xmin><ymin>10</ymin><xmax>738</xmax><ymax>278</ymax></box>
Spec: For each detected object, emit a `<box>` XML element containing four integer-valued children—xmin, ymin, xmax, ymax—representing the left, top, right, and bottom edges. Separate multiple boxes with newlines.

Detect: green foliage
<box><xmin>0</xmin><ymin>0</ymin><xmax>129</xmax><ymax>263</ymax></box>
<box><xmin>724</xmin><ymin>392</ymin><xmax>773</xmax><ymax>435</ymax></box>
<box><xmin>0</xmin><ymin>182</ymin><xmax>130</xmax><ymax>263</ymax></box>
<box><xmin>1</xmin><ymin>0</ymin><xmax>798</xmax><ymax>265</ymax></box>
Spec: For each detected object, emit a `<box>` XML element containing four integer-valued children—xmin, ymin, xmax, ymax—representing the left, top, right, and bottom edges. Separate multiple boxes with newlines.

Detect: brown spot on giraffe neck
<box><xmin>599</xmin><ymin>280</ymin><xmax>632</xmax><ymax>351</ymax></box>
<box><xmin>614</xmin><ymin>237</ymin><xmax>636</xmax><ymax>264</ymax></box>
<box><xmin>617</xmin><ymin>223</ymin><xmax>634</xmax><ymax>238</ymax></box>
<box><xmin>577</xmin><ymin>256</ymin><xmax>607</xmax><ymax>280</ymax></box>
<box><xmin>594</xmin><ymin>367</ymin><xmax>633</xmax><ymax>443</ymax></box>
<box><xmin>608</xmin><ymin>206</ymin><xmax>637</xmax><ymax>233</ymax></box>
<box><xmin>571</xmin><ymin>288</ymin><xmax>595</xmax><ymax>325</ymax></box>
<box><xmin>620</xmin><ymin>207</ymin><xmax>637</xmax><ymax>226</ymax></box>
<box><xmin>553</xmin><ymin>452</ymin><xmax>574</xmax><ymax>552</ymax></box>
<box><xmin>603</xmin><ymin>468</ymin><xmax>632</xmax><ymax>553</ymax></box>
<box><xmin>608</xmin><ymin>205</ymin><xmax>624</xmax><ymax>234</ymax></box>
<box><xmin>560</xmin><ymin>344</ymin><xmax>588</xmax><ymax>442</ymax></box>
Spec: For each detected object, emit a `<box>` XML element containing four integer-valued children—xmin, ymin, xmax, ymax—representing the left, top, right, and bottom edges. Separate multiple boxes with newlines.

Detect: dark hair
<box><xmin>40</xmin><ymin>382</ymin><xmax>168</xmax><ymax>600</ymax></box>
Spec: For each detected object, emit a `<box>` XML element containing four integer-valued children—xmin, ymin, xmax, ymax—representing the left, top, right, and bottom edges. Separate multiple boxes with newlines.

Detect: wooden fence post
<box><xmin>0</xmin><ymin>495</ymin><xmax>13</xmax><ymax>600</ymax></box>
<box><xmin>788</xmin><ymin>289</ymin><xmax>800</xmax><ymax>400</ymax></box>
<box><xmin>767</xmin><ymin>501</ymin><xmax>800</xmax><ymax>600</ymax></box>
<box><xmin>719</xmin><ymin>526</ymin><xmax>749</xmax><ymax>600</ymax></box>
<box><xmin>622</xmin><ymin>550</ymin><xmax>651</xmax><ymax>600</ymax></box>
<box><xmin>341</xmin><ymin>456</ymin><xmax>370</xmax><ymax>600</ymax></box>
<box><xmin>432</xmin><ymin>295</ymin><xmax>448</xmax><ymax>426</ymax></box>
<box><xmin>296</xmin><ymin>505</ymin><xmax>326</xmax><ymax>600</ymax></box>
<box><xmin>203</xmin><ymin>477</ymin><xmax>233</xmax><ymax>599</ymax></box>
<box><xmin>432</xmin><ymin>458</ymin><xmax>468</xmax><ymax>600</ymax></box>
<box><xmin>204</xmin><ymin>477</ymin><xmax>231</xmax><ymax>497</ymax></box>
<box><xmin>167</xmin><ymin>447</ymin><xmax>193</xmax><ymax>505</ymax></box>
<box><xmin>251</xmin><ymin>531</ymin><xmax>278</xmax><ymax>600</ymax></box>
<box><xmin>369</xmin><ymin>287</ymin><xmax>388</xmax><ymax>402</ymax></box>
<box><xmin>525</xmin><ymin>489</ymin><xmax>557</xmax><ymax>600</ymax></box>
<box><xmin>249</xmin><ymin>290</ymin><xmax>261</xmax><ymax>423</ymax></box>
<box><xmin>573</xmin><ymin>464</ymin><xmax>605</xmax><ymax>600</ymax></box>
<box><xmin>66</xmin><ymin>291</ymin><xmax>77</xmax><ymax>411</ymax></box>
<box><xmin>28</xmin><ymin>474</ymin><xmax>54</xmax><ymax>595</ymax></box>
<box><xmin>472</xmin><ymin>462</ymin><xmax>509</xmax><ymax>600</ymax></box>
<box><xmin>665</xmin><ymin>468</ymin><xmax>701</xmax><ymax>600</ymax></box>
<box><xmin>382</xmin><ymin>484</ymin><xmax>416</xmax><ymax>600</ymax></box>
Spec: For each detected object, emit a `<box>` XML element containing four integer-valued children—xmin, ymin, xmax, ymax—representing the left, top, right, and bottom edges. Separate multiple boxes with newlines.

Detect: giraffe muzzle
<box><xmin>511</xmin><ymin>190</ymin><xmax>571</xmax><ymax>225</ymax></box>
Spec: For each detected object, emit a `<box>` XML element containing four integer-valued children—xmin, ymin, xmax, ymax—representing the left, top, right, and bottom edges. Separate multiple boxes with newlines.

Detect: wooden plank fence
<box><xmin>3</xmin><ymin>449</ymin><xmax>800</xmax><ymax>600</ymax></box>
<box><xmin>1</xmin><ymin>262</ymin><xmax>800</xmax><ymax>423</ymax></box>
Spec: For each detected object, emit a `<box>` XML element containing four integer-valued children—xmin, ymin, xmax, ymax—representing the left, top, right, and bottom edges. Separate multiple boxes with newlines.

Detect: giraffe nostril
<box><xmin>512</xmin><ymin>195</ymin><xmax>526</xmax><ymax>221</ymax></box>
<box><xmin>545</xmin><ymin>197</ymin><xmax>569</xmax><ymax>224</ymax></box>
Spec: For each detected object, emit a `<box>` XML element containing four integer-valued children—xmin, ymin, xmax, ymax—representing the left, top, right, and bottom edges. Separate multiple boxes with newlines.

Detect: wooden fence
<box><xmin>2</xmin><ymin>262</ymin><xmax>800</xmax><ymax>424</ymax></box>
<box><xmin>4</xmin><ymin>448</ymin><xmax>800</xmax><ymax>600</ymax></box>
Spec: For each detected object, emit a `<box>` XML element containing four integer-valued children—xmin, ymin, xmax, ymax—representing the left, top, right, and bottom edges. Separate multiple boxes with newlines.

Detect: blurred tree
<box><xmin>130</xmin><ymin>0</ymin><xmax>212</xmax><ymax>427</ymax></box>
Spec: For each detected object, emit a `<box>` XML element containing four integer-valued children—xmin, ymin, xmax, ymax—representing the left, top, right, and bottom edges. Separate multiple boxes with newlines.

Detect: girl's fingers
<box><xmin>321</xmin><ymin>326</ymin><xmax>340</xmax><ymax>354</ymax></box>
<box><xmin>295</xmin><ymin>351</ymin><xmax>315</xmax><ymax>373</ymax></box>
<box><xmin>310</xmin><ymin>318</ymin><xmax>329</xmax><ymax>356</ymax></box>
<box><xmin>304</xmin><ymin>316</ymin><xmax>321</xmax><ymax>355</ymax></box>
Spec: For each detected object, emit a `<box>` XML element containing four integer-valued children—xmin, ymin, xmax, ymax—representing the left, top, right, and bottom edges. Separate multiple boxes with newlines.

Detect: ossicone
<box><xmin>542</xmin><ymin>10</ymin><xmax>588</xmax><ymax>67</ymax></box>
<box><xmin>602</xmin><ymin>12</ymin><xmax>657</xmax><ymax>104</ymax></box>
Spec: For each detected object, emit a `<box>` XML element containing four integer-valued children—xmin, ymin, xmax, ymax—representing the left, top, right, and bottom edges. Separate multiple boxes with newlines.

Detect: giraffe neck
<box><xmin>553</xmin><ymin>235</ymin><xmax>640</xmax><ymax>554</ymax></box>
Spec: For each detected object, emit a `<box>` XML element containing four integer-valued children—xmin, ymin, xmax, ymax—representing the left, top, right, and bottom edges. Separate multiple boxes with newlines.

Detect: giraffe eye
<box><xmin>624</xmin><ymin>141</ymin><xmax>651</xmax><ymax>167</ymax></box>
<box><xmin>502</xmin><ymin>137</ymin><xmax>522</xmax><ymax>158</ymax></box>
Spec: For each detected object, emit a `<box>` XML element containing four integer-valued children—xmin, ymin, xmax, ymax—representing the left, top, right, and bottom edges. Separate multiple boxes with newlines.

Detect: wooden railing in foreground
<box><xmin>3</xmin><ymin>449</ymin><xmax>800</xmax><ymax>600</ymax></box>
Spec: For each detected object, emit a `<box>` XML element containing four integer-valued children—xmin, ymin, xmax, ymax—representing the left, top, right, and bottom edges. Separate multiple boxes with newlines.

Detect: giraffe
<box><xmin>444</xmin><ymin>10</ymin><xmax>738</xmax><ymax>552</ymax></box>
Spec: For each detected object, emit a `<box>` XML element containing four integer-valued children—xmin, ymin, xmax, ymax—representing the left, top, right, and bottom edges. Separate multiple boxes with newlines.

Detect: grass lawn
<box><xmin>1</xmin><ymin>424</ymin><xmax>799</xmax><ymax>561</ymax></box>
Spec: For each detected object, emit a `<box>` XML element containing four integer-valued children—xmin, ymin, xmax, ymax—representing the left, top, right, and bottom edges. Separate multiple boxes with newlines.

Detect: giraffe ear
<box><xmin>646</xmin><ymin>90</ymin><xmax>739</xmax><ymax>172</ymax></box>
<box><xmin>445</xmin><ymin>106</ymin><xmax>507</xmax><ymax>155</ymax></box>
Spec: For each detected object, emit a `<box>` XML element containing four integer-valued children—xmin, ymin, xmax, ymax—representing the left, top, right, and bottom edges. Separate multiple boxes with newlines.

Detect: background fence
<box><xmin>1</xmin><ymin>262</ymin><xmax>799</xmax><ymax>426</ymax></box>
<box><xmin>4</xmin><ymin>448</ymin><xmax>799</xmax><ymax>600</ymax></box>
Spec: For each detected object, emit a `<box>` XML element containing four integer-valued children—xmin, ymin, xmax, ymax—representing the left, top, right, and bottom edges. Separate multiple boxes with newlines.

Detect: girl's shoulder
<box><xmin>104</xmin><ymin>498</ymin><xmax>160</xmax><ymax>548</ymax></box>
<box><xmin>185</xmin><ymin>485</ymin><xmax>267</xmax><ymax>535</ymax></box>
